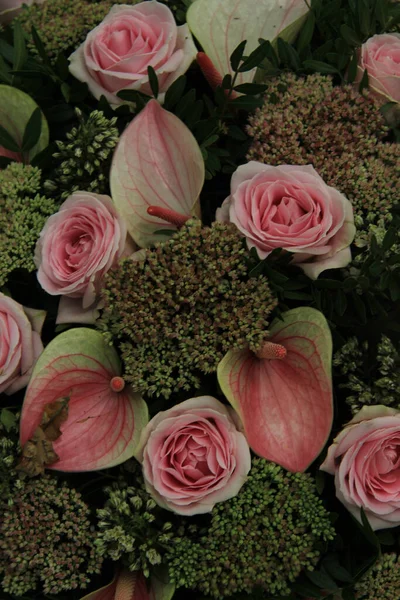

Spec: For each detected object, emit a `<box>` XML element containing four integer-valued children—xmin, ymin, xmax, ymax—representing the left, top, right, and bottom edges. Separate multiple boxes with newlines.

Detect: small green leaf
<box><xmin>0</xmin><ymin>56</ymin><xmax>11</xmax><ymax>84</ymax></box>
<box><xmin>277</xmin><ymin>38</ymin><xmax>301</xmax><ymax>70</ymax></box>
<box><xmin>238</xmin><ymin>41</ymin><xmax>273</xmax><ymax>72</ymax></box>
<box><xmin>358</xmin><ymin>68</ymin><xmax>369</xmax><ymax>93</ymax></box>
<box><xmin>315</xmin><ymin>470</ymin><xmax>325</xmax><ymax>495</ymax></box>
<box><xmin>303</xmin><ymin>59</ymin><xmax>340</xmax><ymax>74</ymax></box>
<box><xmin>230</xmin><ymin>40</ymin><xmax>247</xmax><ymax>72</ymax></box>
<box><xmin>13</xmin><ymin>21</ymin><xmax>27</xmax><ymax>72</ymax></box>
<box><xmin>0</xmin><ymin>124</ymin><xmax>20</xmax><ymax>152</ymax></box>
<box><xmin>0</xmin><ymin>408</ymin><xmax>17</xmax><ymax>432</ymax></box>
<box><xmin>21</xmin><ymin>107</ymin><xmax>42</xmax><ymax>152</ymax></box>
<box><xmin>31</xmin><ymin>26</ymin><xmax>51</xmax><ymax>66</ymax></box>
<box><xmin>228</xmin><ymin>95</ymin><xmax>263</xmax><ymax>109</ymax></box>
<box><xmin>347</xmin><ymin>50</ymin><xmax>358</xmax><ymax>83</ymax></box>
<box><xmin>382</xmin><ymin>227</ymin><xmax>397</xmax><ymax>251</ymax></box>
<box><xmin>147</xmin><ymin>65</ymin><xmax>159</xmax><ymax>98</ymax></box>
<box><xmin>340</xmin><ymin>24</ymin><xmax>362</xmax><ymax>46</ymax></box>
<box><xmin>296</xmin><ymin>11</ymin><xmax>316</xmax><ymax>53</ymax></box>
<box><xmin>306</xmin><ymin>569</ymin><xmax>338</xmax><ymax>590</ymax></box>
<box><xmin>233</xmin><ymin>82</ymin><xmax>268</xmax><ymax>94</ymax></box>
<box><xmin>322</xmin><ymin>556</ymin><xmax>353</xmax><ymax>583</ymax></box>
<box><xmin>163</xmin><ymin>76</ymin><xmax>187</xmax><ymax>110</ymax></box>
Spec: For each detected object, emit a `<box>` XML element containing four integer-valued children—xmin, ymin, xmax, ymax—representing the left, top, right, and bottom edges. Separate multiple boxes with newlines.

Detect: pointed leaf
<box><xmin>79</xmin><ymin>569</ymin><xmax>175</xmax><ymax>600</ymax></box>
<box><xmin>110</xmin><ymin>99</ymin><xmax>204</xmax><ymax>248</ymax></box>
<box><xmin>20</xmin><ymin>328</ymin><xmax>148</xmax><ymax>472</ymax></box>
<box><xmin>187</xmin><ymin>0</ymin><xmax>309</xmax><ymax>85</ymax></box>
<box><xmin>217</xmin><ymin>307</ymin><xmax>333</xmax><ymax>472</ymax></box>
<box><xmin>0</xmin><ymin>85</ymin><xmax>49</xmax><ymax>161</ymax></box>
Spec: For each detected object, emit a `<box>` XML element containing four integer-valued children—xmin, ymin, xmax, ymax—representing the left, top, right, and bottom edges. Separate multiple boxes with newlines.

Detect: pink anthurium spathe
<box><xmin>217</xmin><ymin>307</ymin><xmax>333</xmax><ymax>472</ymax></box>
<box><xmin>79</xmin><ymin>569</ymin><xmax>175</xmax><ymax>600</ymax></box>
<box><xmin>110</xmin><ymin>99</ymin><xmax>204</xmax><ymax>249</ymax></box>
<box><xmin>20</xmin><ymin>328</ymin><xmax>148</xmax><ymax>472</ymax></box>
<box><xmin>187</xmin><ymin>0</ymin><xmax>309</xmax><ymax>86</ymax></box>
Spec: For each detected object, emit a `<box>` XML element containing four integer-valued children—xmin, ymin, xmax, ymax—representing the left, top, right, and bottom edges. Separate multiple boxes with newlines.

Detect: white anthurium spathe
<box><xmin>187</xmin><ymin>0</ymin><xmax>309</xmax><ymax>85</ymax></box>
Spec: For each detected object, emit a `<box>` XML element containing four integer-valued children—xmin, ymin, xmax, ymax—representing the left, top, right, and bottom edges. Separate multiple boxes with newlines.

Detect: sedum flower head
<box><xmin>354</xmin><ymin>553</ymin><xmax>400</xmax><ymax>600</ymax></box>
<box><xmin>247</xmin><ymin>73</ymin><xmax>399</xmax><ymax>228</ymax></box>
<box><xmin>333</xmin><ymin>334</ymin><xmax>400</xmax><ymax>414</ymax></box>
<box><xmin>44</xmin><ymin>109</ymin><xmax>119</xmax><ymax>200</ymax></box>
<box><xmin>99</xmin><ymin>219</ymin><xmax>277</xmax><ymax>398</ymax></box>
<box><xmin>17</xmin><ymin>0</ymin><xmax>141</xmax><ymax>61</ymax></box>
<box><xmin>0</xmin><ymin>163</ymin><xmax>57</xmax><ymax>287</ymax></box>
<box><xmin>166</xmin><ymin>458</ymin><xmax>335</xmax><ymax>598</ymax></box>
<box><xmin>0</xmin><ymin>411</ymin><xmax>20</xmax><ymax>505</ymax></box>
<box><xmin>0</xmin><ymin>475</ymin><xmax>103</xmax><ymax>597</ymax></box>
<box><xmin>95</xmin><ymin>460</ymin><xmax>181</xmax><ymax>578</ymax></box>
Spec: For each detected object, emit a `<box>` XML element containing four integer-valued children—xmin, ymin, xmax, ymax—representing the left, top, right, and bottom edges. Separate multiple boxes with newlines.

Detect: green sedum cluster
<box><xmin>0</xmin><ymin>410</ymin><xmax>20</xmax><ymax>505</ymax></box>
<box><xmin>96</xmin><ymin>461</ymin><xmax>181</xmax><ymax>577</ymax></box>
<box><xmin>354</xmin><ymin>553</ymin><xmax>400</xmax><ymax>600</ymax></box>
<box><xmin>18</xmin><ymin>0</ymin><xmax>141</xmax><ymax>61</ymax></box>
<box><xmin>44</xmin><ymin>109</ymin><xmax>119</xmax><ymax>201</ymax></box>
<box><xmin>0</xmin><ymin>474</ymin><xmax>103</xmax><ymax>597</ymax></box>
<box><xmin>99</xmin><ymin>219</ymin><xmax>277</xmax><ymax>398</ymax></box>
<box><xmin>333</xmin><ymin>335</ymin><xmax>400</xmax><ymax>414</ymax></box>
<box><xmin>247</xmin><ymin>73</ymin><xmax>399</xmax><ymax>228</ymax></box>
<box><xmin>166</xmin><ymin>458</ymin><xmax>335</xmax><ymax>598</ymax></box>
<box><xmin>0</xmin><ymin>163</ymin><xmax>57</xmax><ymax>287</ymax></box>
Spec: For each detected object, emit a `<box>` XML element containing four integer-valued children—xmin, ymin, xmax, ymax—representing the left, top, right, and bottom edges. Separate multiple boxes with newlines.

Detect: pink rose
<box><xmin>355</xmin><ymin>33</ymin><xmax>400</xmax><ymax>105</ymax></box>
<box><xmin>34</xmin><ymin>191</ymin><xmax>127</xmax><ymax>315</ymax></box>
<box><xmin>321</xmin><ymin>406</ymin><xmax>400</xmax><ymax>530</ymax></box>
<box><xmin>0</xmin><ymin>293</ymin><xmax>45</xmax><ymax>395</ymax></box>
<box><xmin>136</xmin><ymin>396</ymin><xmax>251</xmax><ymax>515</ymax></box>
<box><xmin>68</xmin><ymin>1</ymin><xmax>197</xmax><ymax>106</ymax></box>
<box><xmin>216</xmin><ymin>162</ymin><xmax>355</xmax><ymax>279</ymax></box>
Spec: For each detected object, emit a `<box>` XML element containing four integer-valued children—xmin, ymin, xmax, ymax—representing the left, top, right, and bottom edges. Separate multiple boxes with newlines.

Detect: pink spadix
<box><xmin>255</xmin><ymin>341</ymin><xmax>287</xmax><ymax>360</ymax></box>
<box><xmin>110</xmin><ymin>376</ymin><xmax>125</xmax><ymax>392</ymax></box>
<box><xmin>197</xmin><ymin>52</ymin><xmax>238</xmax><ymax>98</ymax></box>
<box><xmin>147</xmin><ymin>206</ymin><xmax>190</xmax><ymax>228</ymax></box>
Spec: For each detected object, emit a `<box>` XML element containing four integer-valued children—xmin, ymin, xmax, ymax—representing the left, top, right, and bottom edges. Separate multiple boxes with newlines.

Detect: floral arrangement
<box><xmin>0</xmin><ymin>1</ymin><xmax>399</xmax><ymax>600</ymax></box>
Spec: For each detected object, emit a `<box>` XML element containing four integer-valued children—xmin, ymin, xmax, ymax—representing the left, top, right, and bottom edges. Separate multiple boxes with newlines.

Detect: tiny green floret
<box><xmin>166</xmin><ymin>458</ymin><xmax>335</xmax><ymax>598</ymax></box>
<box><xmin>44</xmin><ymin>109</ymin><xmax>119</xmax><ymax>200</ymax></box>
<box><xmin>0</xmin><ymin>163</ymin><xmax>57</xmax><ymax>287</ymax></box>
<box><xmin>0</xmin><ymin>475</ymin><xmax>102</xmax><ymax>596</ymax></box>
<box><xmin>99</xmin><ymin>219</ymin><xmax>277</xmax><ymax>399</ymax></box>
<box><xmin>354</xmin><ymin>553</ymin><xmax>400</xmax><ymax>600</ymax></box>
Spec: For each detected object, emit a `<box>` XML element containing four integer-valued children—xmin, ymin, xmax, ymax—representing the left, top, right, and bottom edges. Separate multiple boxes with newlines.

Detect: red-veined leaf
<box><xmin>217</xmin><ymin>307</ymin><xmax>333</xmax><ymax>472</ymax></box>
<box><xmin>110</xmin><ymin>99</ymin><xmax>204</xmax><ymax>248</ymax></box>
<box><xmin>20</xmin><ymin>328</ymin><xmax>148</xmax><ymax>472</ymax></box>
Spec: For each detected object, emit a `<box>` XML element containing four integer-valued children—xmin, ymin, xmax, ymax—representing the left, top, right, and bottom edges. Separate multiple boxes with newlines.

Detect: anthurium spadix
<box><xmin>187</xmin><ymin>0</ymin><xmax>309</xmax><ymax>86</ymax></box>
<box><xmin>217</xmin><ymin>307</ymin><xmax>333</xmax><ymax>472</ymax></box>
<box><xmin>20</xmin><ymin>328</ymin><xmax>148</xmax><ymax>472</ymax></box>
<box><xmin>79</xmin><ymin>569</ymin><xmax>175</xmax><ymax>600</ymax></box>
<box><xmin>110</xmin><ymin>99</ymin><xmax>205</xmax><ymax>249</ymax></box>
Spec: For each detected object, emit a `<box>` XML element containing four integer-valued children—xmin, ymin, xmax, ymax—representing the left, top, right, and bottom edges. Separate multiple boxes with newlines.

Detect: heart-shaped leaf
<box><xmin>217</xmin><ymin>307</ymin><xmax>333</xmax><ymax>472</ymax></box>
<box><xmin>0</xmin><ymin>85</ymin><xmax>49</xmax><ymax>162</ymax></box>
<box><xmin>187</xmin><ymin>0</ymin><xmax>309</xmax><ymax>85</ymax></box>
<box><xmin>79</xmin><ymin>569</ymin><xmax>175</xmax><ymax>600</ymax></box>
<box><xmin>20</xmin><ymin>328</ymin><xmax>148</xmax><ymax>472</ymax></box>
<box><xmin>110</xmin><ymin>99</ymin><xmax>204</xmax><ymax>248</ymax></box>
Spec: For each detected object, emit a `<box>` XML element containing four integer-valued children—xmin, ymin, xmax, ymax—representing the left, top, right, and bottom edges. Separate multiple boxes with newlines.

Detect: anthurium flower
<box><xmin>217</xmin><ymin>307</ymin><xmax>333</xmax><ymax>472</ymax></box>
<box><xmin>80</xmin><ymin>569</ymin><xmax>175</xmax><ymax>600</ymax></box>
<box><xmin>0</xmin><ymin>85</ymin><xmax>49</xmax><ymax>163</ymax></box>
<box><xmin>110</xmin><ymin>99</ymin><xmax>204</xmax><ymax>248</ymax></box>
<box><xmin>187</xmin><ymin>0</ymin><xmax>309</xmax><ymax>86</ymax></box>
<box><xmin>0</xmin><ymin>0</ymin><xmax>45</xmax><ymax>24</ymax></box>
<box><xmin>20</xmin><ymin>328</ymin><xmax>148</xmax><ymax>472</ymax></box>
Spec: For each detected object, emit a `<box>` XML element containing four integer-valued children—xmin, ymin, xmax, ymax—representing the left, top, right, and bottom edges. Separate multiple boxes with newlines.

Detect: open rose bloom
<box><xmin>355</xmin><ymin>33</ymin><xmax>400</xmax><ymax>105</ymax></box>
<box><xmin>321</xmin><ymin>406</ymin><xmax>400</xmax><ymax>530</ymax></box>
<box><xmin>136</xmin><ymin>396</ymin><xmax>251</xmax><ymax>515</ymax></box>
<box><xmin>69</xmin><ymin>1</ymin><xmax>197</xmax><ymax>105</ymax></box>
<box><xmin>34</xmin><ymin>191</ymin><xmax>128</xmax><ymax>324</ymax></box>
<box><xmin>0</xmin><ymin>293</ymin><xmax>45</xmax><ymax>395</ymax></box>
<box><xmin>217</xmin><ymin>162</ymin><xmax>356</xmax><ymax>279</ymax></box>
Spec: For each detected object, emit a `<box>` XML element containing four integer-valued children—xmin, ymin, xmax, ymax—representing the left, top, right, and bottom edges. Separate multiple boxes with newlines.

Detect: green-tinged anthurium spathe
<box><xmin>217</xmin><ymin>307</ymin><xmax>333</xmax><ymax>472</ymax></box>
<box><xmin>0</xmin><ymin>85</ymin><xmax>49</xmax><ymax>163</ymax></box>
<box><xmin>187</xmin><ymin>0</ymin><xmax>309</xmax><ymax>86</ymax></box>
<box><xmin>20</xmin><ymin>328</ymin><xmax>148</xmax><ymax>472</ymax></box>
<box><xmin>79</xmin><ymin>569</ymin><xmax>175</xmax><ymax>600</ymax></box>
<box><xmin>110</xmin><ymin>99</ymin><xmax>204</xmax><ymax>248</ymax></box>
